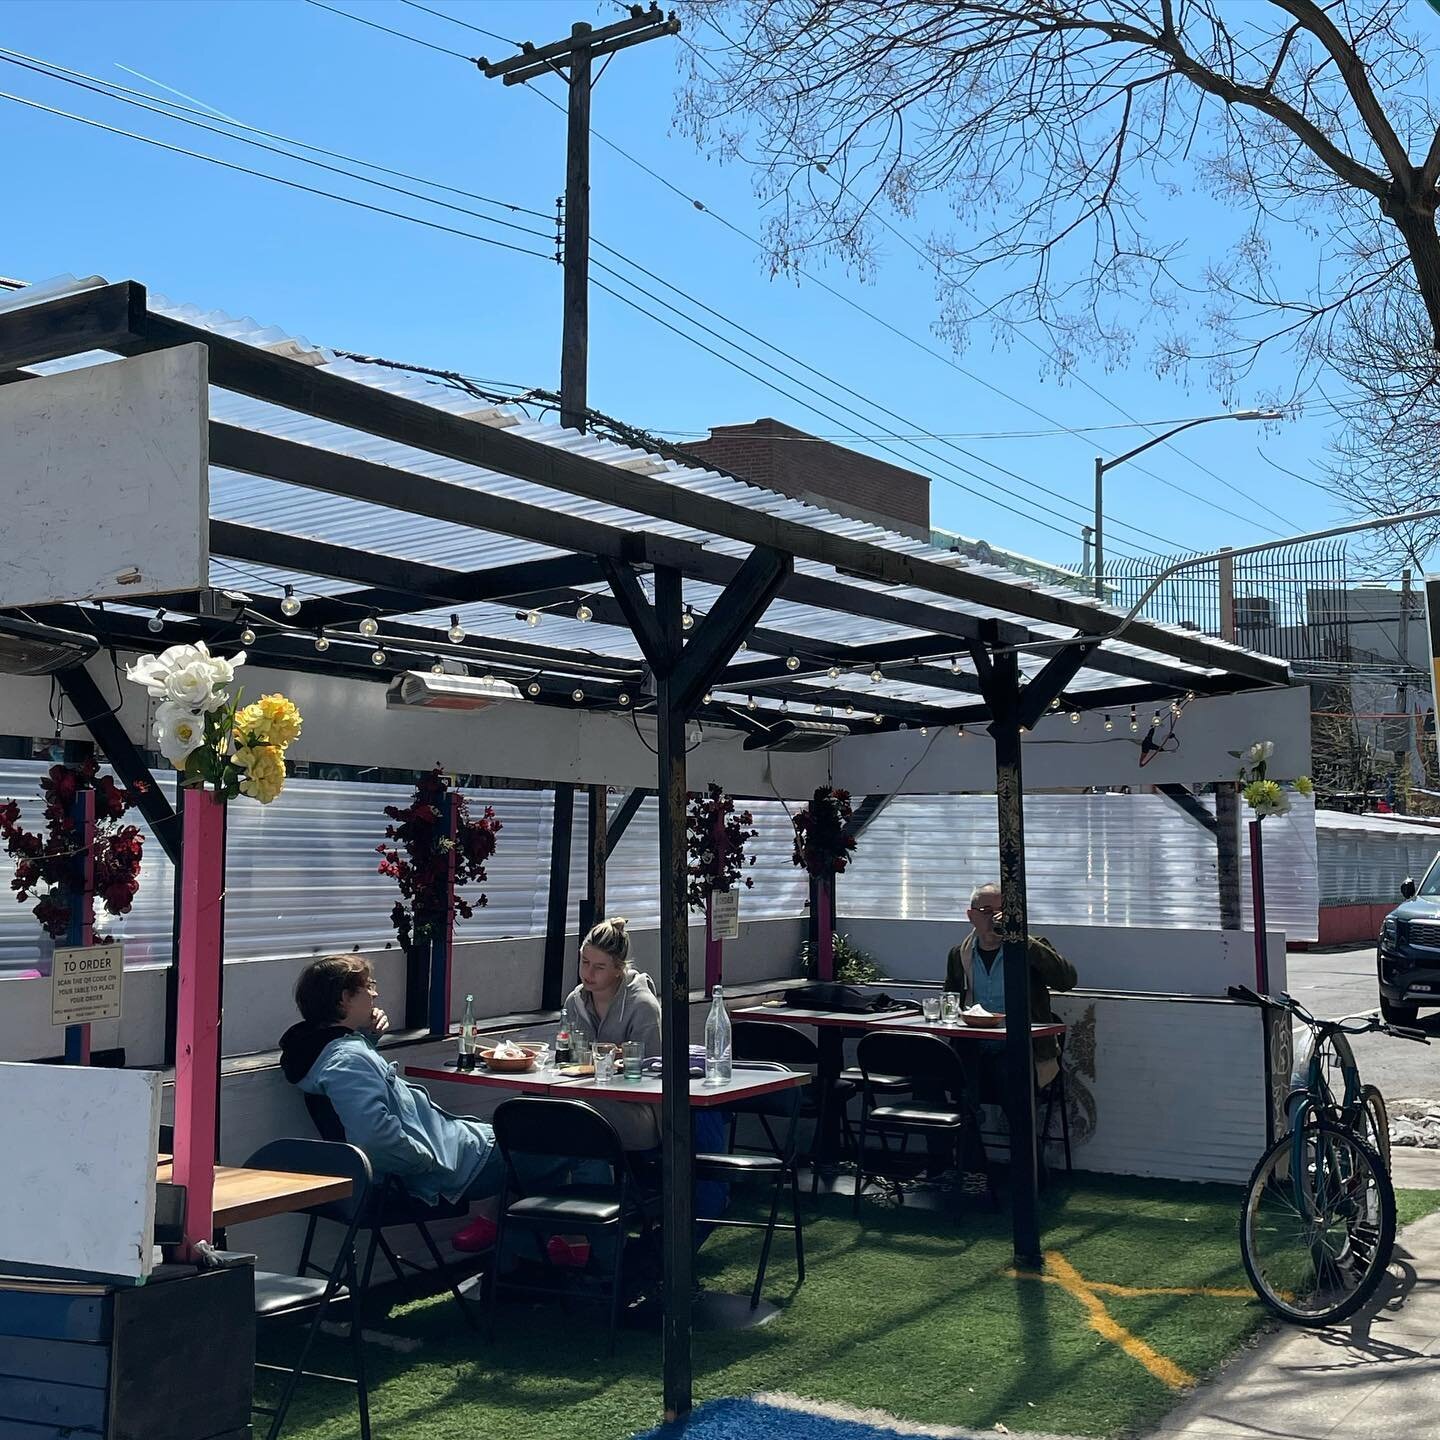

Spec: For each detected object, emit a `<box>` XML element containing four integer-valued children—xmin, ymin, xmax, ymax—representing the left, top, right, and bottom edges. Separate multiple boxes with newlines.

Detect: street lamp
<box><xmin>1092</xmin><ymin>409</ymin><xmax>1283</xmax><ymax>599</ymax></box>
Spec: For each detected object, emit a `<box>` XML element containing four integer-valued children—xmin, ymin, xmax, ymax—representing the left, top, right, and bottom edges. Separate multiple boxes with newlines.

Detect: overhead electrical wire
<box><xmin>2</xmin><ymin>49</ymin><xmax>1165</xmax><ymax>558</ymax></box>
<box><xmin>665</xmin><ymin>14</ymin><xmax>1303</xmax><ymax>536</ymax></box>
<box><xmin>0</xmin><ymin>88</ymin><xmax>554</xmax><ymax>263</ymax></box>
<box><xmin>316</xmin><ymin>0</ymin><xmax>1302</xmax><ymax>544</ymax></box>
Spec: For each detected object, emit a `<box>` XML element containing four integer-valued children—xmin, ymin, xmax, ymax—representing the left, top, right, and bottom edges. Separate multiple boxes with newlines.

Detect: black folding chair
<box><xmin>488</xmin><ymin>1097</ymin><xmax>645</xmax><ymax>1354</ymax></box>
<box><xmin>851</xmin><ymin>1031</ymin><xmax>991</xmax><ymax>1214</ymax></box>
<box><xmin>245</xmin><ymin>1138</ymin><xmax>372</xmax><ymax>1440</ymax></box>
<box><xmin>298</xmin><ymin>1092</ymin><xmax>475</xmax><ymax>1327</ymax></box>
<box><xmin>1036</xmin><ymin>1036</ymin><xmax>1075</xmax><ymax>1181</ymax></box>
<box><xmin>729</xmin><ymin>1021</ymin><xmax>855</xmax><ymax>1196</ymax></box>
<box><xmin>697</xmin><ymin>1062</ymin><xmax>806</xmax><ymax>1309</ymax></box>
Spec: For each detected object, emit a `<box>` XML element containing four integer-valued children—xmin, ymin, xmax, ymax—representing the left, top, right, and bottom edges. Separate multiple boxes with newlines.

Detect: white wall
<box><xmin>831</xmin><ymin>684</ymin><xmax>1311</xmax><ymax>793</ymax></box>
<box><xmin>837</xmin><ymin>917</ymin><xmax>1287</xmax><ymax>995</ymax></box>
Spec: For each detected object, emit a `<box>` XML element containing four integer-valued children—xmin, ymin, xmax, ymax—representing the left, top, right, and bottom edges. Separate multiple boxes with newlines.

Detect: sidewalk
<box><xmin>1148</xmin><ymin>1149</ymin><xmax>1440</xmax><ymax>1438</ymax></box>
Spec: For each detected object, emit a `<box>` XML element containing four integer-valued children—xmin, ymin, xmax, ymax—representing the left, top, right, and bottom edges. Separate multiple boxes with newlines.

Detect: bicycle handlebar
<box><xmin>1385</xmin><ymin>1024</ymin><xmax>1431</xmax><ymax>1044</ymax></box>
<box><xmin>1227</xmin><ymin>984</ymin><xmax>1428</xmax><ymax>1042</ymax></box>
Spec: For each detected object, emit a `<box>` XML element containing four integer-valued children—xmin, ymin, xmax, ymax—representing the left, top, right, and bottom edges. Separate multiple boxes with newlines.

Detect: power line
<box><xmin>0</xmin><ymin>88</ymin><xmax>553</xmax><ymax>263</ymax></box>
<box><xmin>0</xmin><ymin>48</ymin><xmax>555</xmax><ymax>241</ymax></box>
<box><xmin>396</xmin><ymin>0</ymin><xmax>516</xmax><ymax>47</ymax></box>
<box><xmin>304</xmin><ymin>0</ymin><xmax>475</xmax><ymax>60</ymax></box>
<box><xmin>8</xmin><ymin>45</ymin><xmax>1162</xmax><ymax>554</ymax></box>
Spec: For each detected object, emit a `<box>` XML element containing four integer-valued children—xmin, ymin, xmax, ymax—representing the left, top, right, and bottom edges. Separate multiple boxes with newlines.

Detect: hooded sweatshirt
<box><xmin>561</xmin><ymin>969</ymin><xmax>663</xmax><ymax>1151</ymax></box>
<box><xmin>279</xmin><ymin>1020</ymin><xmax>496</xmax><ymax>1205</ymax></box>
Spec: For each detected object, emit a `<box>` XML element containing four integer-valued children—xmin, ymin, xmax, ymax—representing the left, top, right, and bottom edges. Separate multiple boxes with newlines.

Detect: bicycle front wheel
<box><xmin>1359</xmin><ymin>1085</ymin><xmax>1391</xmax><ymax>1172</ymax></box>
<box><xmin>1240</xmin><ymin>1123</ymin><xmax>1395</xmax><ymax>1325</ymax></box>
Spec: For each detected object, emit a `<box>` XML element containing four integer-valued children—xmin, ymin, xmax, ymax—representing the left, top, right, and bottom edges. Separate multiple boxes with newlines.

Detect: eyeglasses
<box><xmin>970</xmin><ymin>904</ymin><xmax>1002</xmax><ymax>915</ymax></box>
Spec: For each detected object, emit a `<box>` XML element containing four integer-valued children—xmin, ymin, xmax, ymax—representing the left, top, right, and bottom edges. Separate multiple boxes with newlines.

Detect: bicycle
<box><xmin>1227</xmin><ymin>984</ymin><xmax>1428</xmax><ymax>1326</ymax></box>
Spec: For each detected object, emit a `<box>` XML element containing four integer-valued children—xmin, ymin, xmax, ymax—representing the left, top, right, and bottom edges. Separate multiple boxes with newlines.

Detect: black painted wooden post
<box><xmin>988</xmin><ymin>648</ymin><xmax>1043</xmax><ymax>1268</ymax></box>
<box><xmin>653</xmin><ymin>566</ymin><xmax>694</xmax><ymax>1420</ymax></box>
<box><xmin>542</xmin><ymin>783</ymin><xmax>577</xmax><ymax>1012</ymax></box>
<box><xmin>579</xmin><ymin>782</ymin><xmax>608</xmax><ymax>939</ymax></box>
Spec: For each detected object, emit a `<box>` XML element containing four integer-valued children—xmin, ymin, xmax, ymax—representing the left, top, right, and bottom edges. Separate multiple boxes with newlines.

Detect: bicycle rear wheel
<box><xmin>1359</xmin><ymin>1085</ymin><xmax>1391</xmax><ymax>1172</ymax></box>
<box><xmin>1240</xmin><ymin>1123</ymin><xmax>1395</xmax><ymax>1325</ymax></box>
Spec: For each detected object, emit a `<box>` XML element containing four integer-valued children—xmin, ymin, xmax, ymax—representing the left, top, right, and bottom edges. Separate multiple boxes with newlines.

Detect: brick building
<box><xmin>684</xmin><ymin>418</ymin><xmax>931</xmax><ymax>539</ymax></box>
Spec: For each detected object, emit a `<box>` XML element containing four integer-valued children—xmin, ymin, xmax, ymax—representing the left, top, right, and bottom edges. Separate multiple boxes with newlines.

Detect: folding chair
<box><xmin>696</xmin><ymin>1062</ymin><xmax>806</xmax><ymax>1309</ymax></box>
<box><xmin>488</xmin><ymin>1096</ymin><xmax>645</xmax><ymax>1354</ymax></box>
<box><xmin>729</xmin><ymin>1021</ymin><xmax>855</xmax><ymax>1195</ymax></box>
<box><xmin>851</xmin><ymin>1031</ymin><xmax>991</xmax><ymax>1214</ymax></box>
<box><xmin>298</xmin><ymin>1092</ymin><xmax>475</xmax><ymax>1327</ymax></box>
<box><xmin>245</xmin><ymin>1138</ymin><xmax>372</xmax><ymax>1440</ymax></box>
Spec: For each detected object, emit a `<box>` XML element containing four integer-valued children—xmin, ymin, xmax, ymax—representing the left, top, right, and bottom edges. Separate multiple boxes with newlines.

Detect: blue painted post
<box><xmin>63</xmin><ymin>788</ymin><xmax>95</xmax><ymax>1065</ymax></box>
<box><xmin>427</xmin><ymin>791</ymin><xmax>457</xmax><ymax>1039</ymax></box>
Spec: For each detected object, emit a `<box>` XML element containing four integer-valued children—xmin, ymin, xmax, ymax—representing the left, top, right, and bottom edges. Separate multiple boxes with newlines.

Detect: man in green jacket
<box><xmin>945</xmin><ymin>881</ymin><xmax>1077</xmax><ymax>1093</ymax></box>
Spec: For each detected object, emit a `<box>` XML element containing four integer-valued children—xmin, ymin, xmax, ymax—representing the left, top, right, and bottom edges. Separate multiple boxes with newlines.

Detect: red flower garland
<box><xmin>686</xmin><ymin>782</ymin><xmax>758</xmax><ymax>909</ymax></box>
<box><xmin>791</xmin><ymin>785</ymin><xmax>857</xmax><ymax>878</ymax></box>
<box><xmin>0</xmin><ymin>758</ymin><xmax>144</xmax><ymax>942</ymax></box>
<box><xmin>377</xmin><ymin>765</ymin><xmax>502</xmax><ymax>952</ymax></box>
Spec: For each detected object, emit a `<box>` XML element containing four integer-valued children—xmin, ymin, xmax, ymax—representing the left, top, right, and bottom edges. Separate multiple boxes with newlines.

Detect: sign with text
<box><xmin>51</xmin><ymin>943</ymin><xmax>124</xmax><ymax>1026</ymax></box>
<box><xmin>709</xmin><ymin>889</ymin><xmax>740</xmax><ymax>941</ymax></box>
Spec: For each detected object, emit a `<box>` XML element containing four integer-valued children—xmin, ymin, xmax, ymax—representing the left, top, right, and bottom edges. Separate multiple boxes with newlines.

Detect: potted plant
<box><xmin>686</xmin><ymin>782</ymin><xmax>758</xmax><ymax>993</ymax></box>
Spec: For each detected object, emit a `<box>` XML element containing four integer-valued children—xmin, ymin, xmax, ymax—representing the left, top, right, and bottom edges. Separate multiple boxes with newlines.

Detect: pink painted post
<box><xmin>62</xmin><ymin>788</ymin><xmax>95</xmax><ymax>1065</ymax></box>
<box><xmin>173</xmin><ymin>787</ymin><xmax>226</xmax><ymax>1254</ymax></box>
<box><xmin>816</xmin><ymin>879</ymin><xmax>835</xmax><ymax>981</ymax></box>
<box><xmin>704</xmin><ymin>892</ymin><xmax>722</xmax><ymax>997</ymax></box>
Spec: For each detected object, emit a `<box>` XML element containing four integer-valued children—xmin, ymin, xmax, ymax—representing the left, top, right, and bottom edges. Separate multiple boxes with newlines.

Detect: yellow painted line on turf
<box><xmin>1081</xmin><ymin>1278</ymin><xmax>1256</xmax><ymax>1300</ymax></box>
<box><xmin>1008</xmin><ymin>1251</ymin><xmax>1196</xmax><ymax>1390</ymax></box>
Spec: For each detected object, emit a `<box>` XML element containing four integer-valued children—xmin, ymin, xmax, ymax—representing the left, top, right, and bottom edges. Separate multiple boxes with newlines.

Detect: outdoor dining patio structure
<box><xmin>0</xmin><ymin>276</ymin><xmax>1309</xmax><ymax>1426</ymax></box>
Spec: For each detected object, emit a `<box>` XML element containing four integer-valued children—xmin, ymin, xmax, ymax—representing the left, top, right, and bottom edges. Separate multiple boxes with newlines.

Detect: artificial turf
<box><xmin>262</xmin><ymin>1179</ymin><xmax>1440</xmax><ymax>1440</ymax></box>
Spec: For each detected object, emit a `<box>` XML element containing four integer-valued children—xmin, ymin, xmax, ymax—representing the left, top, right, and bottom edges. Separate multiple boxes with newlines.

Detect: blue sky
<box><xmin>0</xmin><ymin>0</ymin><xmax>1366</xmax><ymax>573</ymax></box>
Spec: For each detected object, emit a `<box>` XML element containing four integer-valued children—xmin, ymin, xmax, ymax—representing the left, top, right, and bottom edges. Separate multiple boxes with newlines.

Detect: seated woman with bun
<box><xmin>562</xmin><ymin>916</ymin><xmax>662</xmax><ymax>1152</ymax></box>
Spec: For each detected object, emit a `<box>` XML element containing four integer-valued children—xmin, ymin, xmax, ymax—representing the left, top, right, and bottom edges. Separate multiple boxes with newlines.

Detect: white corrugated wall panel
<box><xmin>841</xmin><ymin>792</ymin><xmax>1318</xmax><ymax>939</ymax></box>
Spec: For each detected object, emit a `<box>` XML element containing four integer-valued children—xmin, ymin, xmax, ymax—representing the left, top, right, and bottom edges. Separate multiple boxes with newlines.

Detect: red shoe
<box><xmin>546</xmin><ymin>1235</ymin><xmax>591</xmax><ymax>1268</ymax></box>
<box><xmin>453</xmin><ymin>1214</ymin><xmax>497</xmax><ymax>1253</ymax></box>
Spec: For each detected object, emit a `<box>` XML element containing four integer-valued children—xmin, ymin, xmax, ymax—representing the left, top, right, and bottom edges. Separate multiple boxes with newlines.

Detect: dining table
<box><xmin>731</xmin><ymin>1001</ymin><xmax>1067</xmax><ymax>1161</ymax></box>
<box><xmin>154</xmin><ymin>1160</ymin><xmax>353</xmax><ymax>1229</ymax></box>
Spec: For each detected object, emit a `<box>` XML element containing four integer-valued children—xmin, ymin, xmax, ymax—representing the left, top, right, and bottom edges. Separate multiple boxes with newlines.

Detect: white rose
<box><xmin>125</xmin><ymin>654</ymin><xmax>170</xmax><ymax>695</ymax></box>
<box><xmin>204</xmin><ymin>650</ymin><xmax>246</xmax><ymax>687</ymax></box>
<box><xmin>154</xmin><ymin>703</ymin><xmax>207</xmax><ymax>767</ymax></box>
<box><xmin>163</xmin><ymin>661</ymin><xmax>219</xmax><ymax>710</ymax></box>
<box><xmin>1247</xmin><ymin>740</ymin><xmax>1275</xmax><ymax>765</ymax></box>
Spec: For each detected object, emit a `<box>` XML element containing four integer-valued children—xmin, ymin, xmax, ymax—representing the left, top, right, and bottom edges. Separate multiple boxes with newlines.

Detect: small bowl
<box><xmin>961</xmin><ymin>1010</ymin><xmax>1004</xmax><ymax>1028</ymax></box>
<box><xmin>479</xmin><ymin>1047</ymin><xmax>536</xmax><ymax>1073</ymax></box>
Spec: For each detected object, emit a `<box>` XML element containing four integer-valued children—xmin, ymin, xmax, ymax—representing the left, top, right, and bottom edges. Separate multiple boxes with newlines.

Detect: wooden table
<box><xmin>406</xmin><ymin>1062</ymin><xmax>808</xmax><ymax>1108</ymax></box>
<box><xmin>154</xmin><ymin>1162</ymin><xmax>353</xmax><ymax>1228</ymax></box>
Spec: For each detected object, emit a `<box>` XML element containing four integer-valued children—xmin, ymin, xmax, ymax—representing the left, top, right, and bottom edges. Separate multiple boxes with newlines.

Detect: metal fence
<box><xmin>1105</xmin><ymin>540</ymin><xmax>1350</xmax><ymax>664</ymax></box>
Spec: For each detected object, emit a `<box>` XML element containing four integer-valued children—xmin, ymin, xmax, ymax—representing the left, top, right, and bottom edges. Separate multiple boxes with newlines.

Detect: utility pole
<box><xmin>1093</xmin><ymin>456</ymin><xmax>1105</xmax><ymax>601</ymax></box>
<box><xmin>1397</xmin><ymin>566</ymin><xmax>1414</xmax><ymax>801</ymax></box>
<box><xmin>478</xmin><ymin>5</ymin><xmax>680</xmax><ymax>432</ymax></box>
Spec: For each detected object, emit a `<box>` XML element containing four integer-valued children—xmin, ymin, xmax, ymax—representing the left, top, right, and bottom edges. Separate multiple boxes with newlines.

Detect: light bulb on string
<box><xmin>575</xmin><ymin>602</ymin><xmax>593</xmax><ymax>623</ymax></box>
<box><xmin>618</xmin><ymin>692</ymin><xmax>631</xmax><ymax>706</ymax></box>
<box><xmin>780</xmin><ymin>699</ymin><xmax>789</xmax><ymax>713</ymax></box>
<box><xmin>747</xmin><ymin>695</ymin><xmax>757</xmax><ymax>710</ymax></box>
<box><xmin>1104</xmin><ymin>714</ymin><xmax>1114</xmax><ymax>732</ymax></box>
<box><xmin>827</xmin><ymin>666</ymin><xmax>840</xmax><ymax>680</ymax></box>
<box><xmin>448</xmin><ymin>614</ymin><xmax>466</xmax><ymax>643</ymax></box>
<box><xmin>527</xmin><ymin>681</ymin><xmax>542</xmax><ymax>697</ymax></box>
<box><xmin>370</xmin><ymin>649</ymin><xmax>387</xmax><ymax>666</ymax></box>
<box><xmin>359</xmin><ymin>614</ymin><xmax>379</xmax><ymax>638</ymax></box>
<box><xmin>920</xmin><ymin>726</ymin><xmax>928</xmax><ymax>736</ymax></box>
<box><xmin>785</xmin><ymin>654</ymin><xmax>800</xmax><ymax>671</ymax></box>
<box><xmin>738</xmin><ymin>640</ymin><xmax>748</xmax><ymax>652</ymax></box>
<box><xmin>147</xmin><ymin>609</ymin><xmax>165</xmax><ymax>634</ymax></box>
<box><xmin>1069</xmin><ymin>711</ymin><xmax>1080</xmax><ymax>725</ymax></box>
<box><xmin>240</xmin><ymin>625</ymin><xmax>257</xmax><ymax>646</ymax></box>
<box><xmin>869</xmin><ymin>668</ymin><xmax>882</xmax><ymax>683</ymax></box>
<box><xmin>681</xmin><ymin>606</ymin><xmax>695</xmax><ymax>631</ymax></box>
<box><xmin>571</xmin><ymin>689</ymin><xmax>584</xmax><ymax>702</ymax></box>
<box><xmin>431</xmin><ymin>659</ymin><xmax>446</xmax><ymax>675</ymax></box>
<box><xmin>957</xmin><ymin>725</ymin><xmax>966</xmax><ymax>738</ymax></box>
<box><xmin>280</xmin><ymin>585</ymin><xmax>301</xmax><ymax>618</ymax></box>
<box><xmin>950</xmin><ymin>658</ymin><xmax>961</xmax><ymax>674</ymax></box>
<box><xmin>702</xmin><ymin>691</ymin><xmax>713</xmax><ymax>705</ymax></box>
<box><xmin>1151</xmin><ymin>711</ymin><xmax>1162</xmax><ymax>729</ymax></box>
<box><xmin>845</xmin><ymin>703</ymin><xmax>855</xmax><ymax>716</ymax></box>
<box><xmin>314</xmin><ymin>630</ymin><xmax>330</xmax><ymax>652</ymax></box>
<box><xmin>1129</xmin><ymin>706</ymin><xmax>1138</xmax><ymax>732</ymax></box>
<box><xmin>872</xmin><ymin>713</ymin><xmax>883</xmax><ymax>724</ymax></box>
<box><xmin>526</xmin><ymin>610</ymin><xmax>541</xmax><ymax>628</ymax></box>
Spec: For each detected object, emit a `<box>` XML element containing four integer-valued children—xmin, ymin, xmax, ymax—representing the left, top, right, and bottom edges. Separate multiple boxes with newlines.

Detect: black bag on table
<box><xmin>784</xmin><ymin>982</ymin><xmax>915</xmax><ymax>1015</ymax></box>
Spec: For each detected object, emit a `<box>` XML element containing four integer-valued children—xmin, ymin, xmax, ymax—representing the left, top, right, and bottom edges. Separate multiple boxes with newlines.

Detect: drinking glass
<box><xmin>941</xmin><ymin>992</ymin><xmax>962</xmax><ymax>1023</ymax></box>
<box><xmin>921</xmin><ymin>996</ymin><xmax>942</xmax><ymax>1023</ymax></box>
<box><xmin>594</xmin><ymin>1048</ymin><xmax>615</xmax><ymax>1083</ymax></box>
<box><xmin>572</xmin><ymin>1036</ymin><xmax>592</xmax><ymax>1068</ymax></box>
<box><xmin>623</xmin><ymin>1040</ymin><xmax>644</xmax><ymax>1081</ymax></box>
